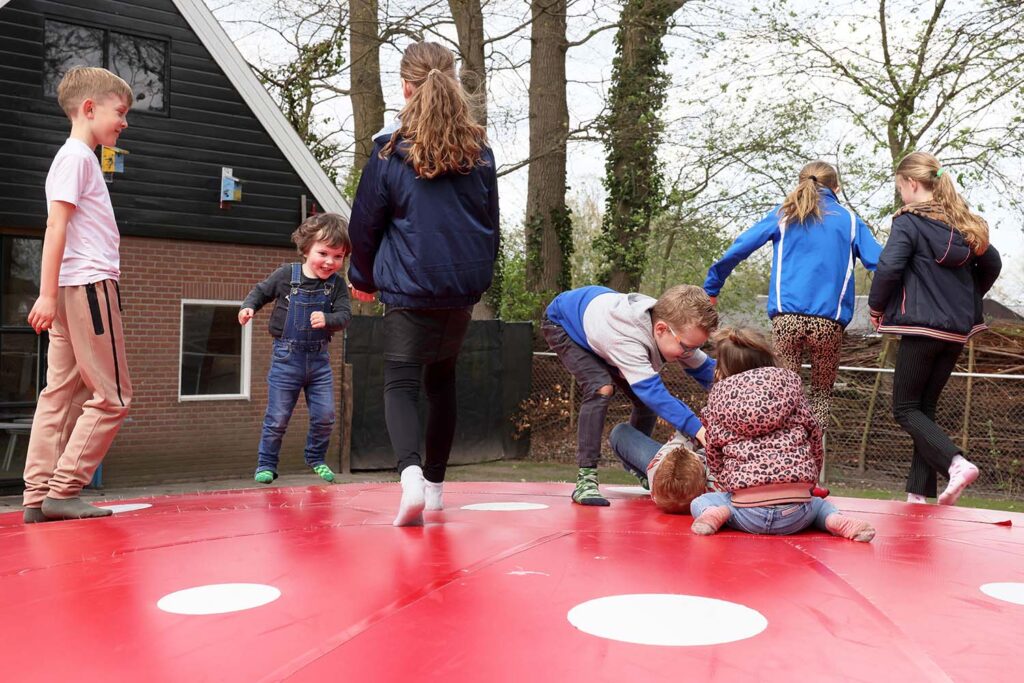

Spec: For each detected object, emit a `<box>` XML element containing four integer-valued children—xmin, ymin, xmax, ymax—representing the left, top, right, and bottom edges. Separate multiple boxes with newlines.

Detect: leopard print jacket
<box><xmin>700</xmin><ymin>366</ymin><xmax>823</xmax><ymax>492</ymax></box>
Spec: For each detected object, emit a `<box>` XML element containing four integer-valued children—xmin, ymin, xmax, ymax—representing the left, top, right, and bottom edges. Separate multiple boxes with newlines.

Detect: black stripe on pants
<box><xmin>892</xmin><ymin>335</ymin><xmax>963</xmax><ymax>497</ymax></box>
<box><xmin>386</xmin><ymin>356</ymin><xmax>459</xmax><ymax>483</ymax></box>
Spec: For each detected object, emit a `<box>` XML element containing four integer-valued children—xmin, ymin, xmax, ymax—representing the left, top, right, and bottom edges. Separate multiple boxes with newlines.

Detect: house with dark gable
<box><xmin>0</xmin><ymin>0</ymin><xmax>351</xmax><ymax>488</ymax></box>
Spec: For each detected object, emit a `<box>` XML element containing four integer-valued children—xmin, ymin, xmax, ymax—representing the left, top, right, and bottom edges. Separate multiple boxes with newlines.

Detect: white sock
<box><xmin>424</xmin><ymin>480</ymin><xmax>444</xmax><ymax>511</ymax></box>
<box><xmin>906</xmin><ymin>493</ymin><xmax>928</xmax><ymax>504</ymax></box>
<box><xmin>939</xmin><ymin>454</ymin><xmax>979</xmax><ymax>506</ymax></box>
<box><xmin>393</xmin><ymin>466</ymin><xmax>425</xmax><ymax>526</ymax></box>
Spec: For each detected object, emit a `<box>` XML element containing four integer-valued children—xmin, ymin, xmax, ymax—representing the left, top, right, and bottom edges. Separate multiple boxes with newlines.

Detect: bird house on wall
<box><xmin>100</xmin><ymin>146</ymin><xmax>128</xmax><ymax>183</ymax></box>
<box><xmin>220</xmin><ymin>167</ymin><xmax>242</xmax><ymax>208</ymax></box>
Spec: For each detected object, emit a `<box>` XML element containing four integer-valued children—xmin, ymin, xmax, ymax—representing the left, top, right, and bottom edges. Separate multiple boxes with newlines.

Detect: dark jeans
<box><xmin>257</xmin><ymin>340</ymin><xmax>335</xmax><ymax>473</ymax></box>
<box><xmin>541</xmin><ymin>319</ymin><xmax>656</xmax><ymax>468</ymax></box>
<box><xmin>892</xmin><ymin>335</ymin><xmax>964</xmax><ymax>497</ymax></box>
<box><xmin>609</xmin><ymin>423</ymin><xmax>661</xmax><ymax>479</ymax></box>
<box><xmin>383</xmin><ymin>307</ymin><xmax>471</xmax><ymax>482</ymax></box>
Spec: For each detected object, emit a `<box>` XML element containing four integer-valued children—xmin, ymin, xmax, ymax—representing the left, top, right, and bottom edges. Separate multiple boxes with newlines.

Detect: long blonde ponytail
<box><xmin>896</xmin><ymin>152</ymin><xmax>989</xmax><ymax>255</ymax></box>
<box><xmin>778</xmin><ymin>161</ymin><xmax>839</xmax><ymax>226</ymax></box>
<box><xmin>380</xmin><ymin>42</ymin><xmax>487</xmax><ymax>180</ymax></box>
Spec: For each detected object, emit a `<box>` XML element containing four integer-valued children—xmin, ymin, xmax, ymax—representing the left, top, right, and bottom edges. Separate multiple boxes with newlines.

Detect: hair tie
<box><xmin>808</xmin><ymin>175</ymin><xmax>818</xmax><ymax>183</ymax></box>
<box><xmin>935</xmin><ymin>167</ymin><xmax>945</xmax><ymax>178</ymax></box>
<box><xmin>428</xmin><ymin>68</ymin><xmax>442</xmax><ymax>77</ymax></box>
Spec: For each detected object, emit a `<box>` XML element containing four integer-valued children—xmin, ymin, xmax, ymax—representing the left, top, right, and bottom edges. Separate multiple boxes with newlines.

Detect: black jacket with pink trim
<box><xmin>868</xmin><ymin>211</ymin><xmax>1001</xmax><ymax>341</ymax></box>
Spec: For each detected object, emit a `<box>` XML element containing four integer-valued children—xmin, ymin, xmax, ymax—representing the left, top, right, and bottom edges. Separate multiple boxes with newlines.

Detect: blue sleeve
<box><xmin>854</xmin><ymin>216</ymin><xmax>882</xmax><ymax>271</ymax></box>
<box><xmin>684</xmin><ymin>356</ymin><xmax>716</xmax><ymax>392</ymax></box>
<box><xmin>347</xmin><ymin>149</ymin><xmax>389</xmax><ymax>292</ymax></box>
<box><xmin>704</xmin><ymin>209</ymin><xmax>780</xmax><ymax>296</ymax></box>
<box><xmin>630</xmin><ymin>374</ymin><xmax>703</xmax><ymax>437</ymax></box>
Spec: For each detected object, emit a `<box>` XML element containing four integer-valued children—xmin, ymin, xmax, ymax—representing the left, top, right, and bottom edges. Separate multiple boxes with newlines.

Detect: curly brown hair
<box><xmin>651</xmin><ymin>447</ymin><xmax>707</xmax><ymax>514</ymax></box>
<box><xmin>380</xmin><ymin>42</ymin><xmax>488</xmax><ymax>179</ymax></box>
<box><xmin>291</xmin><ymin>213</ymin><xmax>351</xmax><ymax>257</ymax></box>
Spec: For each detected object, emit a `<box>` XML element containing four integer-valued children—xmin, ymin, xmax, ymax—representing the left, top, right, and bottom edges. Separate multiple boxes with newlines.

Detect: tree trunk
<box><xmin>448</xmin><ymin>0</ymin><xmax>488</xmax><ymax>127</ymax></box>
<box><xmin>598</xmin><ymin>0</ymin><xmax>687</xmax><ymax>292</ymax></box>
<box><xmin>350</xmin><ymin>0</ymin><xmax>385</xmax><ymax>174</ymax></box>
<box><xmin>525</xmin><ymin>0</ymin><xmax>571</xmax><ymax>293</ymax></box>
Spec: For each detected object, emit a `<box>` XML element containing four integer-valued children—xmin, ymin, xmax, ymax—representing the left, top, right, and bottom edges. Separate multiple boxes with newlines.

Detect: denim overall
<box><xmin>256</xmin><ymin>264</ymin><xmax>337</xmax><ymax>475</ymax></box>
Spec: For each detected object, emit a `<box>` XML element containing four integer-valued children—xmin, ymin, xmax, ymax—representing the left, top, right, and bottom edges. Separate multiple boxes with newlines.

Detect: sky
<box><xmin>210</xmin><ymin>0</ymin><xmax>1024</xmax><ymax>305</ymax></box>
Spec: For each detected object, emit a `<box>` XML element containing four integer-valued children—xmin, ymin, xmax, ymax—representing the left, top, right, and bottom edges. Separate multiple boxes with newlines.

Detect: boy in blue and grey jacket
<box><xmin>542</xmin><ymin>285</ymin><xmax>718</xmax><ymax>506</ymax></box>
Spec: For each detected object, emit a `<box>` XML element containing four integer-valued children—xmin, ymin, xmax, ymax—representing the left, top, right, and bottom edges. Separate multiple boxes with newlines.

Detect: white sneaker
<box><xmin>939</xmin><ymin>459</ymin><xmax>979</xmax><ymax>506</ymax></box>
<box><xmin>393</xmin><ymin>466</ymin><xmax>426</xmax><ymax>526</ymax></box>
<box><xmin>906</xmin><ymin>493</ymin><xmax>928</xmax><ymax>504</ymax></box>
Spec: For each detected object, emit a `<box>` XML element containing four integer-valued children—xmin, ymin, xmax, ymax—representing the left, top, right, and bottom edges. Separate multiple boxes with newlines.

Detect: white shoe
<box><xmin>393</xmin><ymin>466</ymin><xmax>426</xmax><ymax>526</ymax></box>
<box><xmin>939</xmin><ymin>459</ymin><xmax>979</xmax><ymax>506</ymax></box>
<box><xmin>906</xmin><ymin>493</ymin><xmax>928</xmax><ymax>504</ymax></box>
<box><xmin>424</xmin><ymin>481</ymin><xmax>444</xmax><ymax>511</ymax></box>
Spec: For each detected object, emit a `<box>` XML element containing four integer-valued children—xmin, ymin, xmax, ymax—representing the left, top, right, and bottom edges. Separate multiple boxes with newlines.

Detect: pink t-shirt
<box><xmin>45</xmin><ymin>138</ymin><xmax>120</xmax><ymax>286</ymax></box>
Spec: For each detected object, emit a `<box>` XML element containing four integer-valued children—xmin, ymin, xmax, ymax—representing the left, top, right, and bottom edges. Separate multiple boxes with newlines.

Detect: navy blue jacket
<box><xmin>347</xmin><ymin>127</ymin><xmax>500</xmax><ymax>309</ymax></box>
<box><xmin>869</xmin><ymin>210</ymin><xmax>1001</xmax><ymax>343</ymax></box>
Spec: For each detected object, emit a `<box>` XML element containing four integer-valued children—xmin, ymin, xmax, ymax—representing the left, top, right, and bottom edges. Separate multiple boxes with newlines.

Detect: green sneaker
<box><xmin>312</xmin><ymin>463</ymin><xmax>335</xmax><ymax>483</ymax></box>
<box><xmin>572</xmin><ymin>467</ymin><xmax>610</xmax><ymax>506</ymax></box>
<box><xmin>635</xmin><ymin>472</ymin><xmax>650</xmax><ymax>491</ymax></box>
<box><xmin>254</xmin><ymin>471</ymin><xmax>274</xmax><ymax>484</ymax></box>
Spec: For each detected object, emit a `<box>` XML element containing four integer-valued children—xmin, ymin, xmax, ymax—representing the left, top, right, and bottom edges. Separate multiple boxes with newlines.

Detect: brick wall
<box><xmin>105</xmin><ymin>235</ymin><xmax>345</xmax><ymax>486</ymax></box>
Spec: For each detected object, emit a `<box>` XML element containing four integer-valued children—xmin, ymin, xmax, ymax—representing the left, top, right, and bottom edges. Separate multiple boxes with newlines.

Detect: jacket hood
<box><xmin>372</xmin><ymin>118</ymin><xmax>409</xmax><ymax>160</ymax></box>
<box><xmin>895</xmin><ymin>202</ymin><xmax>971</xmax><ymax>269</ymax></box>
<box><xmin>704</xmin><ymin>366</ymin><xmax>804</xmax><ymax>437</ymax></box>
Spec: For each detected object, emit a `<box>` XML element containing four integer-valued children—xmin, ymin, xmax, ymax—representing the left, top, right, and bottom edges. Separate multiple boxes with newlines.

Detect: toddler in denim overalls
<box><xmin>239</xmin><ymin>214</ymin><xmax>352</xmax><ymax>484</ymax></box>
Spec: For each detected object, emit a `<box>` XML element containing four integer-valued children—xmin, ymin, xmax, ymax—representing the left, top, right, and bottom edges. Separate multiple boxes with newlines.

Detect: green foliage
<box><xmin>492</xmin><ymin>229</ymin><xmax>555</xmax><ymax>322</ymax></box>
<box><xmin>256</xmin><ymin>34</ymin><xmax>345</xmax><ymax>182</ymax></box>
<box><xmin>595</xmin><ymin>0</ymin><xmax>678</xmax><ymax>289</ymax></box>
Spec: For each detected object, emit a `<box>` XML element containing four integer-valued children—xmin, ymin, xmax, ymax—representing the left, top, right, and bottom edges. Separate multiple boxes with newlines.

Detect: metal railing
<box><xmin>523</xmin><ymin>351</ymin><xmax>1024</xmax><ymax>498</ymax></box>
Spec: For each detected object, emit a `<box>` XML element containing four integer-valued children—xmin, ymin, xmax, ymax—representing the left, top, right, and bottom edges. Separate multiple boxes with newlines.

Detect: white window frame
<box><xmin>178</xmin><ymin>299</ymin><xmax>251</xmax><ymax>402</ymax></box>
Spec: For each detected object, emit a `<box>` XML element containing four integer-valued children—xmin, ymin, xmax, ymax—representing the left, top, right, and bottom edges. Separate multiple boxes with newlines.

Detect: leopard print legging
<box><xmin>771</xmin><ymin>314</ymin><xmax>844</xmax><ymax>430</ymax></box>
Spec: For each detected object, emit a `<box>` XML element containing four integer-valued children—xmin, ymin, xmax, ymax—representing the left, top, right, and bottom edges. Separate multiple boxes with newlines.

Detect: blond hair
<box><xmin>712</xmin><ymin>326</ymin><xmax>776</xmax><ymax>379</ymax></box>
<box><xmin>778</xmin><ymin>161</ymin><xmax>839</xmax><ymax>226</ymax></box>
<box><xmin>291</xmin><ymin>213</ymin><xmax>351</xmax><ymax>257</ymax></box>
<box><xmin>56</xmin><ymin>66</ymin><xmax>133</xmax><ymax>118</ymax></box>
<box><xmin>651</xmin><ymin>447</ymin><xmax>707</xmax><ymax>514</ymax></box>
<box><xmin>651</xmin><ymin>284</ymin><xmax>718</xmax><ymax>333</ymax></box>
<box><xmin>896</xmin><ymin>152</ymin><xmax>989</xmax><ymax>255</ymax></box>
<box><xmin>380</xmin><ymin>42</ymin><xmax>488</xmax><ymax>179</ymax></box>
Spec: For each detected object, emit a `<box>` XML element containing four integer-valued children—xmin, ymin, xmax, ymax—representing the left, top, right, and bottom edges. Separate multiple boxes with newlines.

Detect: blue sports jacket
<box><xmin>348</xmin><ymin>123</ymin><xmax>500</xmax><ymax>309</ymax></box>
<box><xmin>704</xmin><ymin>189</ymin><xmax>881</xmax><ymax>327</ymax></box>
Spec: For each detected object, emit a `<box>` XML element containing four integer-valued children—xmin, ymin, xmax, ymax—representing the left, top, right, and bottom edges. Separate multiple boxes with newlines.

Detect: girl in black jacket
<box><xmin>348</xmin><ymin>42</ymin><xmax>499</xmax><ymax>527</ymax></box>
<box><xmin>868</xmin><ymin>152</ymin><xmax>1001</xmax><ymax>506</ymax></box>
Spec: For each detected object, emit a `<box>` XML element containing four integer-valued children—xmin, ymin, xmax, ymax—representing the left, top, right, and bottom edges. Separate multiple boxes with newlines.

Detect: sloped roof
<box><xmin>0</xmin><ymin>0</ymin><xmax>348</xmax><ymax>216</ymax></box>
<box><xmin>172</xmin><ymin>0</ymin><xmax>348</xmax><ymax>216</ymax></box>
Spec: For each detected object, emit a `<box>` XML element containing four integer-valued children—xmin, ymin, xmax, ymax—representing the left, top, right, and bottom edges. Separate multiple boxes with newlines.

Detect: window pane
<box><xmin>2</xmin><ymin>238</ymin><xmax>42</xmax><ymax>327</ymax></box>
<box><xmin>0</xmin><ymin>333</ymin><xmax>39</xmax><ymax>403</ymax></box>
<box><xmin>43</xmin><ymin>20</ymin><xmax>104</xmax><ymax>97</ymax></box>
<box><xmin>181</xmin><ymin>305</ymin><xmax>243</xmax><ymax>396</ymax></box>
<box><xmin>110</xmin><ymin>32</ymin><xmax>167</xmax><ymax>111</ymax></box>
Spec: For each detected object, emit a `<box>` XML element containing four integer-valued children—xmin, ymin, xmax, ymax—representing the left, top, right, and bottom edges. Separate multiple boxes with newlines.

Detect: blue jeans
<box><xmin>690</xmin><ymin>491</ymin><xmax>838</xmax><ymax>535</ymax></box>
<box><xmin>609</xmin><ymin>423</ymin><xmax>661</xmax><ymax>480</ymax></box>
<box><xmin>256</xmin><ymin>339</ymin><xmax>335</xmax><ymax>473</ymax></box>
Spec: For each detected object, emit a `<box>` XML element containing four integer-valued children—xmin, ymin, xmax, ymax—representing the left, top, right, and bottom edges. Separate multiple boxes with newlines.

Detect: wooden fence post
<box><xmin>961</xmin><ymin>338</ymin><xmax>976</xmax><ymax>451</ymax></box>
<box><xmin>858</xmin><ymin>335</ymin><xmax>893</xmax><ymax>474</ymax></box>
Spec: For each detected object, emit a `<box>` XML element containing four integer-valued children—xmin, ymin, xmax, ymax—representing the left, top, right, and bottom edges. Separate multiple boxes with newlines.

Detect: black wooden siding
<box><xmin>0</xmin><ymin>0</ymin><xmax>326</xmax><ymax>246</ymax></box>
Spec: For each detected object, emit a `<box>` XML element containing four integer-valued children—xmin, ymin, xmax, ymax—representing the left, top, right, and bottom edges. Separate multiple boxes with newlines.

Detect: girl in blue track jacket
<box><xmin>704</xmin><ymin>161</ymin><xmax>882</xmax><ymax>429</ymax></box>
<box><xmin>348</xmin><ymin>42</ymin><xmax>499</xmax><ymax>527</ymax></box>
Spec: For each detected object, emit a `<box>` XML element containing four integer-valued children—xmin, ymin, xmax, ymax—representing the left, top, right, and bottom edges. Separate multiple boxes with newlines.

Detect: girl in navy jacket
<box><xmin>868</xmin><ymin>152</ymin><xmax>1000</xmax><ymax>505</ymax></box>
<box><xmin>348</xmin><ymin>41</ymin><xmax>500</xmax><ymax>526</ymax></box>
<box><xmin>704</xmin><ymin>161</ymin><xmax>881</xmax><ymax>430</ymax></box>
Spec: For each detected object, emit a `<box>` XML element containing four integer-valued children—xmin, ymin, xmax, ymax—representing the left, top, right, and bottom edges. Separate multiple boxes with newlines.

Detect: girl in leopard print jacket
<box><xmin>689</xmin><ymin>328</ymin><xmax>875</xmax><ymax>541</ymax></box>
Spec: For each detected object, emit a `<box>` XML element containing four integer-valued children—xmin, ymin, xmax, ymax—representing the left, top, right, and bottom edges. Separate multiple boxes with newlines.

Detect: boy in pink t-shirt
<box><xmin>22</xmin><ymin>67</ymin><xmax>134</xmax><ymax>523</ymax></box>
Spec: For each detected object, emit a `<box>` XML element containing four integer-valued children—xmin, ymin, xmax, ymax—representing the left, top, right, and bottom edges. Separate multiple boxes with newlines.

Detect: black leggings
<box><xmin>386</xmin><ymin>357</ymin><xmax>459</xmax><ymax>483</ymax></box>
<box><xmin>892</xmin><ymin>335</ymin><xmax>964</xmax><ymax>497</ymax></box>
